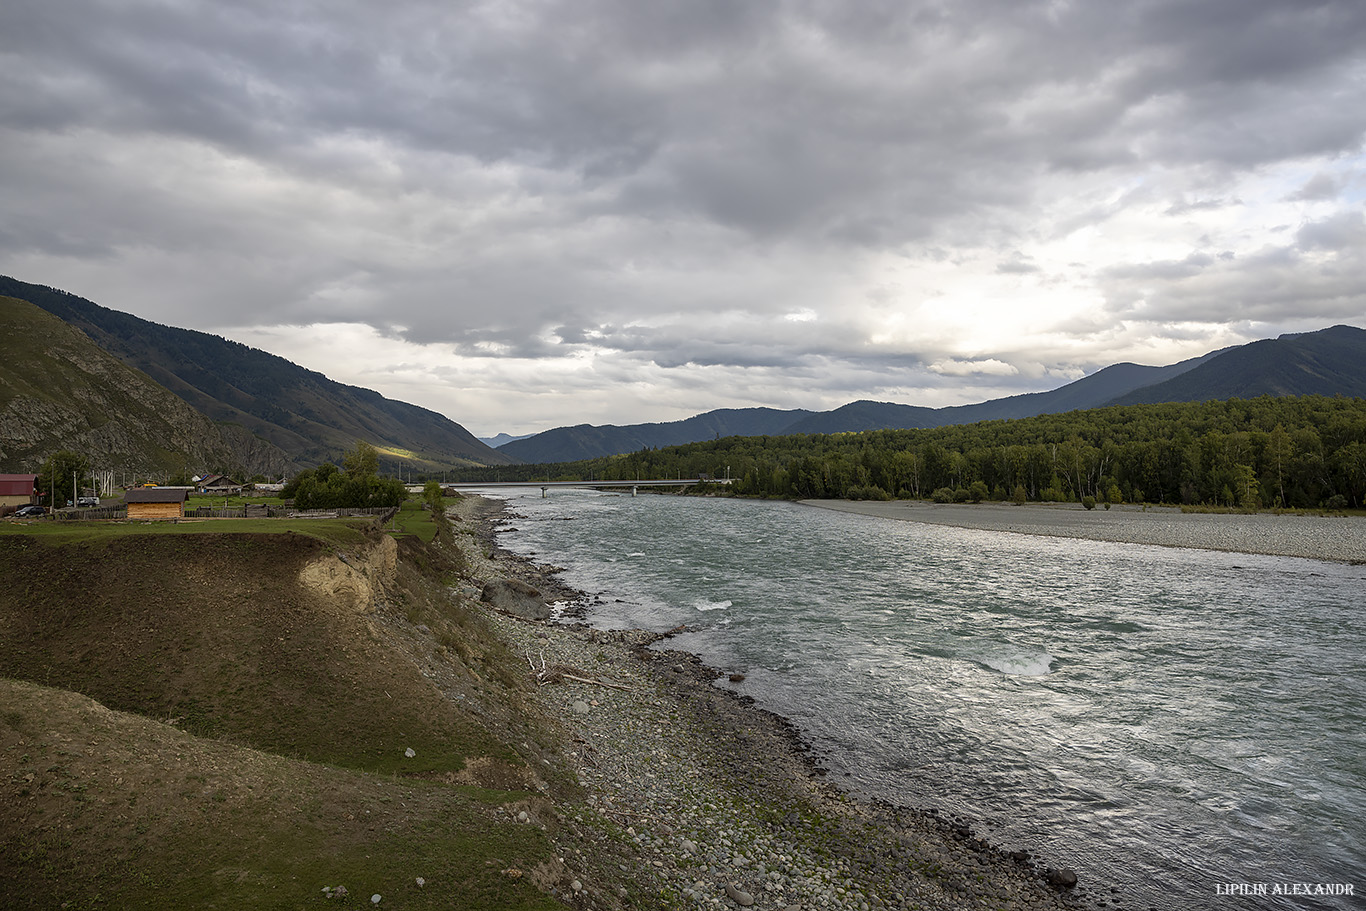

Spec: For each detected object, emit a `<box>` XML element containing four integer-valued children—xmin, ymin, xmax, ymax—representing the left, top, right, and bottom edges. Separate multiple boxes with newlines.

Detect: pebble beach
<box><xmin>801</xmin><ymin>500</ymin><xmax>1366</xmax><ymax>565</ymax></box>
<box><xmin>456</xmin><ymin>495</ymin><xmax>1107</xmax><ymax>911</ymax></box>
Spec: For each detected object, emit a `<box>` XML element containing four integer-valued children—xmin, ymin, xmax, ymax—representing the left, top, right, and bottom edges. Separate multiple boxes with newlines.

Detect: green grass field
<box><xmin>3</xmin><ymin>494</ymin><xmax>466</xmax><ymax>548</ymax></box>
<box><xmin>1</xmin><ymin>515</ymin><xmax>372</xmax><ymax>547</ymax></box>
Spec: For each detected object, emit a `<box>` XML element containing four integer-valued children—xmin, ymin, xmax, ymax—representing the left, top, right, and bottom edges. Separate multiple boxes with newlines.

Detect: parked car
<box><xmin>13</xmin><ymin>505</ymin><xmax>47</xmax><ymax>517</ymax></box>
<box><xmin>77</xmin><ymin>496</ymin><xmax>100</xmax><ymax>507</ymax></box>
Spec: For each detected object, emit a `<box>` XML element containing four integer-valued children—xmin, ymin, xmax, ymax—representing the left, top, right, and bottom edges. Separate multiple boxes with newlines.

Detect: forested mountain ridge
<box><xmin>1</xmin><ymin>276</ymin><xmax>514</xmax><ymax>472</ymax></box>
<box><xmin>0</xmin><ymin>295</ymin><xmax>282</xmax><ymax>475</ymax></box>
<box><xmin>497</xmin><ymin>407</ymin><xmax>816</xmax><ymax>463</ymax></box>
<box><xmin>463</xmin><ymin>395</ymin><xmax>1366</xmax><ymax>510</ymax></box>
<box><xmin>1110</xmin><ymin>325</ymin><xmax>1366</xmax><ymax>405</ymax></box>
<box><xmin>497</xmin><ymin>326</ymin><xmax>1357</xmax><ymax>463</ymax></box>
<box><xmin>782</xmin><ymin>349</ymin><xmax>1223</xmax><ymax>434</ymax></box>
<box><xmin>499</xmin><ymin>362</ymin><xmax>1211</xmax><ymax>462</ymax></box>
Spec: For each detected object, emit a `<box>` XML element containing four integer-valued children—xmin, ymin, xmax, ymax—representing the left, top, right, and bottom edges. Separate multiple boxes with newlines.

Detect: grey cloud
<box><xmin>1166</xmin><ymin>197</ymin><xmax>1238</xmax><ymax>216</ymax></box>
<box><xmin>1295</xmin><ymin>210</ymin><xmax>1366</xmax><ymax>252</ymax></box>
<box><xmin>997</xmin><ymin>252</ymin><xmax>1041</xmax><ymax>275</ymax></box>
<box><xmin>1104</xmin><ymin>252</ymin><xmax>1218</xmax><ymax>283</ymax></box>
<box><xmin>8</xmin><ymin>1</ymin><xmax>1364</xmax><ymax>240</ymax></box>
<box><xmin>3</xmin><ymin>0</ymin><xmax>1365</xmax><ymax>428</ymax></box>
<box><xmin>1101</xmin><ymin>212</ymin><xmax>1366</xmax><ymax>324</ymax></box>
<box><xmin>1288</xmin><ymin>172</ymin><xmax>1347</xmax><ymax>202</ymax></box>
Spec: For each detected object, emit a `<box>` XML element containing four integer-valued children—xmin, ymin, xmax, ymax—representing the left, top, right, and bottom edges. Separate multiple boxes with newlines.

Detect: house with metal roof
<box><xmin>0</xmin><ymin>474</ymin><xmax>38</xmax><ymax>511</ymax></box>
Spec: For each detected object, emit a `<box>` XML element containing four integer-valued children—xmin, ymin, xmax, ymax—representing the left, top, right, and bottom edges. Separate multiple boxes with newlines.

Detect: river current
<box><xmin>486</xmin><ymin>490</ymin><xmax>1365</xmax><ymax>911</ymax></box>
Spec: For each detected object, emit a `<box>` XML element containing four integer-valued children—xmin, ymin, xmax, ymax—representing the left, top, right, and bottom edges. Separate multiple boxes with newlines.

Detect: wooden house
<box><xmin>125</xmin><ymin>487</ymin><xmax>189</xmax><ymax>519</ymax></box>
<box><xmin>195</xmin><ymin>474</ymin><xmax>242</xmax><ymax>495</ymax></box>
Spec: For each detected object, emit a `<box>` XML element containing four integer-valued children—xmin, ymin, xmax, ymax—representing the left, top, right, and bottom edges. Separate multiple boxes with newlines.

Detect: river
<box><xmin>486</xmin><ymin>490</ymin><xmax>1365</xmax><ymax>911</ymax></box>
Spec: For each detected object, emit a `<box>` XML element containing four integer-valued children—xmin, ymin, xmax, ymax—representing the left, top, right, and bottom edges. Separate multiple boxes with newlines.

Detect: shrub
<box><xmin>931</xmin><ymin>487</ymin><xmax>955</xmax><ymax>503</ymax></box>
<box><xmin>294</xmin><ymin>473</ymin><xmax>407</xmax><ymax>509</ymax></box>
<box><xmin>423</xmin><ymin>480</ymin><xmax>444</xmax><ymax>510</ymax></box>
<box><xmin>1082</xmin><ymin>495</ymin><xmax>1097</xmax><ymax>510</ymax></box>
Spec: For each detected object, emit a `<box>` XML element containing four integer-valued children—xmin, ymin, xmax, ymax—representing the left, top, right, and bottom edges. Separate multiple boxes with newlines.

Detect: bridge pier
<box><xmin>541</xmin><ymin>486</ymin><xmax>547</xmax><ymax>498</ymax></box>
<box><xmin>632</xmin><ymin>486</ymin><xmax>637</xmax><ymax>497</ymax></box>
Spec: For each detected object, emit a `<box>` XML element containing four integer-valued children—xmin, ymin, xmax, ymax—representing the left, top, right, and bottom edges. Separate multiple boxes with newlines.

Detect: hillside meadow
<box><xmin>0</xmin><ymin>506</ymin><xmax>577</xmax><ymax>910</ymax></box>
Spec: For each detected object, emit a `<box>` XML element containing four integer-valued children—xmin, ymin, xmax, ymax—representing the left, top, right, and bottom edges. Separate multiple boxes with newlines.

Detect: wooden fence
<box><xmin>48</xmin><ymin>505</ymin><xmax>400</xmax><ymax>522</ymax></box>
<box><xmin>53</xmin><ymin>507</ymin><xmax>126</xmax><ymax>520</ymax></box>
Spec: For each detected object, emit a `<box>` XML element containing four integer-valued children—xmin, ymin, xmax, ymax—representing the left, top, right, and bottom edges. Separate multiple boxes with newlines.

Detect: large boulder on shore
<box><xmin>1046</xmin><ymin>868</ymin><xmax>1078</xmax><ymax>890</ymax></box>
<box><xmin>480</xmin><ymin>579</ymin><xmax>551</xmax><ymax>620</ymax></box>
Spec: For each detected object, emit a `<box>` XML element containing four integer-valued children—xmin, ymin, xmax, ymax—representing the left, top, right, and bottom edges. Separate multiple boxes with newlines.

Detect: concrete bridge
<box><xmin>444</xmin><ymin>478</ymin><xmax>731</xmax><ymax>497</ymax></box>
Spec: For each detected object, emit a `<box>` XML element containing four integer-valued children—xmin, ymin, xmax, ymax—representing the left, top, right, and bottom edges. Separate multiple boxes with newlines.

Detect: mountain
<box><xmin>782</xmin><ymin>351</ymin><xmax>1221</xmax><ymax>435</ymax></box>
<box><xmin>495</xmin><ymin>326</ymin><xmax>1363</xmax><ymax>463</ymax></box>
<box><xmin>1109</xmin><ymin>325</ymin><xmax>1366</xmax><ymax>405</ymax></box>
<box><xmin>0</xmin><ymin>295</ymin><xmax>282</xmax><ymax>475</ymax></box>
<box><xmin>497</xmin><ymin>407</ymin><xmax>816</xmax><ymax>464</ymax></box>
<box><xmin>780</xmin><ymin>400</ymin><xmax>939</xmax><ymax>434</ymax></box>
<box><xmin>1</xmin><ymin>276</ymin><xmax>514</xmax><ymax>472</ymax></box>
<box><xmin>480</xmin><ymin>432</ymin><xmax>535</xmax><ymax>448</ymax></box>
<box><xmin>497</xmin><ymin>352</ymin><xmax>1224</xmax><ymax>461</ymax></box>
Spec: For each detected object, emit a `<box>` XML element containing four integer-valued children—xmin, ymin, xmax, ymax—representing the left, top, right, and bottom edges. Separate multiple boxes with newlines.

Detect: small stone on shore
<box><xmin>725</xmin><ymin>882</ymin><xmax>756</xmax><ymax>906</ymax></box>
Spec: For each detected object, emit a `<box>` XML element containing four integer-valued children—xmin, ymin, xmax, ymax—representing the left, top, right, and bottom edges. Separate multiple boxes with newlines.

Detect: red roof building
<box><xmin>0</xmin><ymin>474</ymin><xmax>38</xmax><ymax>509</ymax></box>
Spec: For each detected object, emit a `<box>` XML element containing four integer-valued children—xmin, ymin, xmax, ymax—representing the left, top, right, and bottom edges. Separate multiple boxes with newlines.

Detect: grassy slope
<box><xmin>1</xmin><ymin>679</ymin><xmax>559</xmax><ymax>911</ymax></box>
<box><xmin>0</xmin><ymin>295</ymin><xmax>242</xmax><ymax>474</ymax></box>
<box><xmin>0</xmin><ymin>510</ymin><xmax>573</xmax><ymax>910</ymax></box>
<box><xmin>0</xmin><ymin>275</ymin><xmax>514</xmax><ymax>472</ymax></box>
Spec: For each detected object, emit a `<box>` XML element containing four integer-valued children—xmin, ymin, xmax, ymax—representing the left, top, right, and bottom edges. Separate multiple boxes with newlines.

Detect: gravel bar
<box><xmin>455</xmin><ymin>496</ymin><xmax>1109</xmax><ymax>911</ymax></box>
<box><xmin>802</xmin><ymin>500</ymin><xmax>1366</xmax><ymax>564</ymax></box>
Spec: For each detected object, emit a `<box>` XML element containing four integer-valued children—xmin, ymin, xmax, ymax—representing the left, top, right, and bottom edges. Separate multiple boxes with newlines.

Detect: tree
<box><xmin>423</xmin><ymin>480</ymin><xmax>443</xmax><ymax>510</ymax></box>
<box><xmin>39</xmin><ymin>450</ymin><xmax>91</xmax><ymax>508</ymax></box>
<box><xmin>282</xmin><ymin>463</ymin><xmax>337</xmax><ymax>501</ymax></box>
<box><xmin>1264</xmin><ymin>424</ymin><xmax>1292</xmax><ymax>508</ymax></box>
<box><xmin>344</xmin><ymin>440</ymin><xmax>380</xmax><ymax>479</ymax></box>
<box><xmin>1232</xmin><ymin>463</ymin><xmax>1260</xmax><ymax>509</ymax></box>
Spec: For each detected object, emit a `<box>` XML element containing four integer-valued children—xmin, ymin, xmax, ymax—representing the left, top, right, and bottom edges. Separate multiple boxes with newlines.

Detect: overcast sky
<box><xmin>4</xmin><ymin>0</ymin><xmax>1365</xmax><ymax>436</ymax></box>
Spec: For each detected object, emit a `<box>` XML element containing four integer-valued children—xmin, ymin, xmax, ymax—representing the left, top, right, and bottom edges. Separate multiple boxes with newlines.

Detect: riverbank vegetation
<box><xmin>459</xmin><ymin>395</ymin><xmax>1366</xmax><ymax>509</ymax></box>
<box><xmin>282</xmin><ymin>440</ymin><xmax>408</xmax><ymax>509</ymax></box>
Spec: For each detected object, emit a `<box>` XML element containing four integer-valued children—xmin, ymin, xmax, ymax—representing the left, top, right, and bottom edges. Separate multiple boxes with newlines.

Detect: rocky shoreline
<box><xmin>454</xmin><ymin>495</ymin><xmax>1114</xmax><ymax>911</ymax></box>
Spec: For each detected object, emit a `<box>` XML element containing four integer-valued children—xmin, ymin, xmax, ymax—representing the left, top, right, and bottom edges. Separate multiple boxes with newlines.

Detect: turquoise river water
<box><xmin>486</xmin><ymin>490</ymin><xmax>1364</xmax><ymax>911</ymax></box>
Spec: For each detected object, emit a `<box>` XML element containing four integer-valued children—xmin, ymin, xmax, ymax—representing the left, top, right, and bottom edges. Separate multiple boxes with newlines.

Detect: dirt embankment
<box><xmin>0</xmin><ymin>520</ymin><xmax>582</xmax><ymax>910</ymax></box>
<box><xmin>296</xmin><ymin>529</ymin><xmax>398</xmax><ymax>612</ymax></box>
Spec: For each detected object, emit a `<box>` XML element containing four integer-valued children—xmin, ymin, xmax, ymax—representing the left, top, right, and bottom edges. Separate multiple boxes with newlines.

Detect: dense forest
<box><xmin>455</xmin><ymin>396</ymin><xmax>1366</xmax><ymax>509</ymax></box>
